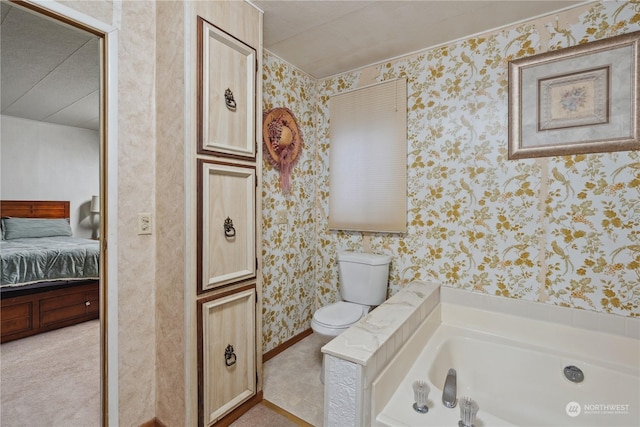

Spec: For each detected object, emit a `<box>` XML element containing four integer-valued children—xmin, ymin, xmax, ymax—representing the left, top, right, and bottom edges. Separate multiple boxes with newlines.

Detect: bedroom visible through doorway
<box><xmin>0</xmin><ymin>2</ymin><xmax>106</xmax><ymax>425</ymax></box>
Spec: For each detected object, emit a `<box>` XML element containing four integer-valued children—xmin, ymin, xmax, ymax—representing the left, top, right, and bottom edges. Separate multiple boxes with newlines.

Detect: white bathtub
<box><xmin>374</xmin><ymin>303</ymin><xmax>640</xmax><ymax>427</ymax></box>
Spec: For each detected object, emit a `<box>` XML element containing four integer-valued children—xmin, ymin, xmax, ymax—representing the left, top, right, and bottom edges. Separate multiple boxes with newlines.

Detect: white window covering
<box><xmin>329</xmin><ymin>79</ymin><xmax>407</xmax><ymax>232</ymax></box>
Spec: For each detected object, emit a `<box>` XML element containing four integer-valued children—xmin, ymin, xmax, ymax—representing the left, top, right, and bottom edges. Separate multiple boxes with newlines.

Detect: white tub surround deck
<box><xmin>321</xmin><ymin>281</ymin><xmax>440</xmax><ymax>427</ymax></box>
<box><xmin>321</xmin><ymin>283</ymin><xmax>640</xmax><ymax>427</ymax></box>
<box><xmin>374</xmin><ymin>287</ymin><xmax>640</xmax><ymax>427</ymax></box>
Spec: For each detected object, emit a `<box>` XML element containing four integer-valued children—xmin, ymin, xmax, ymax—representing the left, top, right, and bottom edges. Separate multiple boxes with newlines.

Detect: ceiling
<box><xmin>1</xmin><ymin>1</ymin><xmax>584</xmax><ymax>131</ymax></box>
<box><xmin>253</xmin><ymin>0</ymin><xmax>584</xmax><ymax>78</ymax></box>
<box><xmin>1</xmin><ymin>3</ymin><xmax>100</xmax><ymax>131</ymax></box>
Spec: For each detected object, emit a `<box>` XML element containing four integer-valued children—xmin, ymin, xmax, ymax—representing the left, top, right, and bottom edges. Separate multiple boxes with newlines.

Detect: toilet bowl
<box><xmin>311</xmin><ymin>251</ymin><xmax>392</xmax><ymax>383</ymax></box>
<box><xmin>310</xmin><ymin>301</ymin><xmax>369</xmax><ymax>338</ymax></box>
<box><xmin>310</xmin><ymin>251</ymin><xmax>391</xmax><ymax>339</ymax></box>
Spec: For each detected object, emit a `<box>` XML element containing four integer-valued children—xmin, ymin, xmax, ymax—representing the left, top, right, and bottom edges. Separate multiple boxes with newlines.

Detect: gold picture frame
<box><xmin>508</xmin><ymin>31</ymin><xmax>639</xmax><ymax>159</ymax></box>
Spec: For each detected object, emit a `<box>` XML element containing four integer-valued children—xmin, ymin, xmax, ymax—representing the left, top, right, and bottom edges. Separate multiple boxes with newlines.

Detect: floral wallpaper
<box><xmin>262</xmin><ymin>1</ymin><xmax>640</xmax><ymax>354</ymax></box>
<box><xmin>262</xmin><ymin>54</ymin><xmax>318</xmax><ymax>353</ymax></box>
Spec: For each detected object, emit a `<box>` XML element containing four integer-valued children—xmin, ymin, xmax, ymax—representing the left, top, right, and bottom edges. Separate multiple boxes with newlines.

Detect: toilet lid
<box><xmin>314</xmin><ymin>302</ymin><xmax>367</xmax><ymax>327</ymax></box>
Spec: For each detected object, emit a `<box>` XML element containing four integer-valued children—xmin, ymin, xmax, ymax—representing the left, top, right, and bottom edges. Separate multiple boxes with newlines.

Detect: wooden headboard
<box><xmin>0</xmin><ymin>200</ymin><xmax>70</xmax><ymax>219</ymax></box>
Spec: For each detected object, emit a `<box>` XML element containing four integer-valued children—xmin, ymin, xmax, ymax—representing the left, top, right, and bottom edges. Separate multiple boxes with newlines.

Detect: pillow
<box><xmin>1</xmin><ymin>217</ymin><xmax>72</xmax><ymax>240</ymax></box>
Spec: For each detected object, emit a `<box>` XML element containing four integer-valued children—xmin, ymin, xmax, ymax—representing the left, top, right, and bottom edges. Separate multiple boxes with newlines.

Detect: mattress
<box><xmin>0</xmin><ymin>236</ymin><xmax>99</xmax><ymax>288</ymax></box>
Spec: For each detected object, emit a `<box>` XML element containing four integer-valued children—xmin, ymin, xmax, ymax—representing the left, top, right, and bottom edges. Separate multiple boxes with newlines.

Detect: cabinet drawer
<box><xmin>1</xmin><ymin>301</ymin><xmax>34</xmax><ymax>335</ymax></box>
<box><xmin>41</xmin><ymin>290</ymin><xmax>90</xmax><ymax>311</ymax></box>
<box><xmin>40</xmin><ymin>289</ymin><xmax>97</xmax><ymax>327</ymax></box>
<box><xmin>2</xmin><ymin>300</ymin><xmax>33</xmax><ymax>319</ymax></box>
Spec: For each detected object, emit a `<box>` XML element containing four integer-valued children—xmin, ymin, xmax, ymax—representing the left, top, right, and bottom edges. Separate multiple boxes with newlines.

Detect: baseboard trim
<box><xmin>263</xmin><ymin>328</ymin><xmax>313</xmax><ymax>363</ymax></box>
<box><xmin>215</xmin><ymin>390</ymin><xmax>264</xmax><ymax>426</ymax></box>
<box><xmin>262</xmin><ymin>399</ymin><xmax>315</xmax><ymax>427</ymax></box>
<box><xmin>145</xmin><ymin>391</ymin><xmax>263</xmax><ymax>427</ymax></box>
<box><xmin>139</xmin><ymin>417</ymin><xmax>167</xmax><ymax>427</ymax></box>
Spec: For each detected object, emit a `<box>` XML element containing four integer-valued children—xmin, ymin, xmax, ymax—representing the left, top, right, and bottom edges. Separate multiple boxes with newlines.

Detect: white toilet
<box><xmin>311</xmin><ymin>251</ymin><xmax>392</xmax><ymax>339</ymax></box>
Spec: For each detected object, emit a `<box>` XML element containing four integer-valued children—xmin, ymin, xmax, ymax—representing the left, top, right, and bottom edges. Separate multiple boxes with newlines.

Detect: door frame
<box><xmin>11</xmin><ymin>1</ymin><xmax>120</xmax><ymax>425</ymax></box>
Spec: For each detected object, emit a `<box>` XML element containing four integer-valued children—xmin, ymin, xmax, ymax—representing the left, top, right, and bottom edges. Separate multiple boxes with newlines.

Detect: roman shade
<box><xmin>329</xmin><ymin>78</ymin><xmax>407</xmax><ymax>232</ymax></box>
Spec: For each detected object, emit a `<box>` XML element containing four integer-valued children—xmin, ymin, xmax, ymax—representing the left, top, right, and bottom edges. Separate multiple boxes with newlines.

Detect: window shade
<box><xmin>329</xmin><ymin>79</ymin><xmax>407</xmax><ymax>232</ymax></box>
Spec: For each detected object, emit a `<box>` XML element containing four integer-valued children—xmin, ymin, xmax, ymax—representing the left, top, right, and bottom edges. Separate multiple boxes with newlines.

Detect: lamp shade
<box><xmin>90</xmin><ymin>195</ymin><xmax>100</xmax><ymax>213</ymax></box>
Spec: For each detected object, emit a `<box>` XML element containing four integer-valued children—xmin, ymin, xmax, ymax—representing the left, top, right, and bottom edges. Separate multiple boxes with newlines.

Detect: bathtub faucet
<box><xmin>442</xmin><ymin>368</ymin><xmax>457</xmax><ymax>408</ymax></box>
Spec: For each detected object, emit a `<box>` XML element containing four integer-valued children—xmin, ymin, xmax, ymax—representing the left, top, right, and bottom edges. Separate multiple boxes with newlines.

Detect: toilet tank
<box><xmin>338</xmin><ymin>251</ymin><xmax>392</xmax><ymax>306</ymax></box>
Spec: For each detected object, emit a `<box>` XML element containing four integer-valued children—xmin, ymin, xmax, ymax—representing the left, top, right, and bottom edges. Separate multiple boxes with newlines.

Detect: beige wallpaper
<box><xmin>155</xmin><ymin>1</ymin><xmax>186</xmax><ymax>426</ymax></box>
<box><xmin>113</xmin><ymin>1</ymin><xmax>158</xmax><ymax>425</ymax></box>
<box><xmin>262</xmin><ymin>1</ymin><xmax>640</xmax><ymax>354</ymax></box>
<box><xmin>57</xmin><ymin>1</ymin><xmax>158</xmax><ymax>425</ymax></box>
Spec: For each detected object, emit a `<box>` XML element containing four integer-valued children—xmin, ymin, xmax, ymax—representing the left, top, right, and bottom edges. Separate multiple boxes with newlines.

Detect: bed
<box><xmin>1</xmin><ymin>200</ymin><xmax>100</xmax><ymax>343</ymax></box>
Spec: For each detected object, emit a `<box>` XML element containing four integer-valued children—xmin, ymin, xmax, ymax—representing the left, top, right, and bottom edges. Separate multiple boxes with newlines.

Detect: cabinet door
<box><xmin>198</xmin><ymin>160</ymin><xmax>256</xmax><ymax>293</ymax></box>
<box><xmin>198</xmin><ymin>16</ymin><xmax>256</xmax><ymax>159</ymax></box>
<box><xmin>199</xmin><ymin>287</ymin><xmax>256</xmax><ymax>426</ymax></box>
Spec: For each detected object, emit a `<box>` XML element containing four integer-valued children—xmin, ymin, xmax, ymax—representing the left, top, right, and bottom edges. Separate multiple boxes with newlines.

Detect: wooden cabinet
<box><xmin>198</xmin><ymin>17</ymin><xmax>256</xmax><ymax>159</ymax></box>
<box><xmin>198</xmin><ymin>286</ymin><xmax>256</xmax><ymax>425</ymax></box>
<box><xmin>193</xmin><ymin>2</ymin><xmax>262</xmax><ymax>425</ymax></box>
<box><xmin>198</xmin><ymin>161</ymin><xmax>256</xmax><ymax>293</ymax></box>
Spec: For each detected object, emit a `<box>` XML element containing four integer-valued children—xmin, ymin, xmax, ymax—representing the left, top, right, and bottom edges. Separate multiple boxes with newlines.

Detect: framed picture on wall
<box><xmin>508</xmin><ymin>30</ymin><xmax>639</xmax><ymax>159</ymax></box>
<box><xmin>197</xmin><ymin>16</ymin><xmax>257</xmax><ymax>159</ymax></box>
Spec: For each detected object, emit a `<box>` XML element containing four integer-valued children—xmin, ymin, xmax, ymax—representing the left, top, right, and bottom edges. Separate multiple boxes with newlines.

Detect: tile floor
<box><xmin>229</xmin><ymin>401</ymin><xmax>307</xmax><ymax>427</ymax></box>
<box><xmin>263</xmin><ymin>333</ymin><xmax>327</xmax><ymax>427</ymax></box>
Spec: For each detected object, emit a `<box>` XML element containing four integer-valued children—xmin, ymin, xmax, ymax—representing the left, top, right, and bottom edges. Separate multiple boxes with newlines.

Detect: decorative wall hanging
<box><xmin>263</xmin><ymin>107</ymin><xmax>303</xmax><ymax>193</ymax></box>
<box><xmin>508</xmin><ymin>30</ymin><xmax>639</xmax><ymax>159</ymax></box>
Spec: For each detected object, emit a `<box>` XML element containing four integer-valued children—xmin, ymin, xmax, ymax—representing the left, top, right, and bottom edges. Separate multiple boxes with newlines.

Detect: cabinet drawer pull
<box><xmin>85</xmin><ymin>301</ymin><xmax>91</xmax><ymax>306</ymax></box>
<box><xmin>224</xmin><ymin>217</ymin><xmax>236</xmax><ymax>238</ymax></box>
<box><xmin>225</xmin><ymin>88</ymin><xmax>237</xmax><ymax>111</ymax></box>
<box><xmin>225</xmin><ymin>344</ymin><xmax>237</xmax><ymax>367</ymax></box>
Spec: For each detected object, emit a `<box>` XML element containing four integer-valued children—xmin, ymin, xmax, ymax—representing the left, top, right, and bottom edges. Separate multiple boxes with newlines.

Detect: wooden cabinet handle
<box><xmin>224</xmin><ymin>217</ymin><xmax>236</xmax><ymax>238</ymax></box>
<box><xmin>225</xmin><ymin>88</ymin><xmax>237</xmax><ymax>111</ymax></box>
<box><xmin>225</xmin><ymin>344</ymin><xmax>237</xmax><ymax>367</ymax></box>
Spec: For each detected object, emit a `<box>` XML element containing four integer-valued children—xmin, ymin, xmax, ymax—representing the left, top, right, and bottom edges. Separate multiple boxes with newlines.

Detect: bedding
<box><xmin>0</xmin><ymin>236</ymin><xmax>99</xmax><ymax>287</ymax></box>
<box><xmin>2</xmin><ymin>217</ymin><xmax>73</xmax><ymax>240</ymax></box>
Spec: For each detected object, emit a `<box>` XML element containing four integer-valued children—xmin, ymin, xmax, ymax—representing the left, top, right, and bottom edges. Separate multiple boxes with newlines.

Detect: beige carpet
<box><xmin>0</xmin><ymin>319</ymin><xmax>101</xmax><ymax>427</ymax></box>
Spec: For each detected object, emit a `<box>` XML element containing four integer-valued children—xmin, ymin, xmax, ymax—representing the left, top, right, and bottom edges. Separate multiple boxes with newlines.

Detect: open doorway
<box><xmin>0</xmin><ymin>2</ymin><xmax>109</xmax><ymax>425</ymax></box>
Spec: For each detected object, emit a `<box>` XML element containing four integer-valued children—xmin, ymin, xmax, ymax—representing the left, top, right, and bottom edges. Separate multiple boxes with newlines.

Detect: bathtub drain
<box><xmin>563</xmin><ymin>365</ymin><xmax>584</xmax><ymax>383</ymax></box>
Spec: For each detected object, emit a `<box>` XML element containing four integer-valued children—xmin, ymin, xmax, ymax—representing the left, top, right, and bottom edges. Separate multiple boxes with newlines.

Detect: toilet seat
<box><xmin>312</xmin><ymin>301</ymin><xmax>368</xmax><ymax>329</ymax></box>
